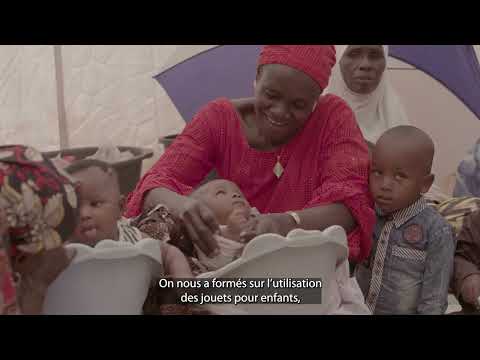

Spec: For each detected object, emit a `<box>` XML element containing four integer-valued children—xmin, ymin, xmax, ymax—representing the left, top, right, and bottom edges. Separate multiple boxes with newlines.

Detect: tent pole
<box><xmin>53</xmin><ymin>45</ymin><xmax>69</xmax><ymax>149</ymax></box>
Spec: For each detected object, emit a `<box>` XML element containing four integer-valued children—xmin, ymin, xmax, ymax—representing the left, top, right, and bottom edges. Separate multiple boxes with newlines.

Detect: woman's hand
<box><xmin>15</xmin><ymin>247</ymin><xmax>76</xmax><ymax>314</ymax></box>
<box><xmin>161</xmin><ymin>243</ymin><xmax>193</xmax><ymax>279</ymax></box>
<box><xmin>460</xmin><ymin>273</ymin><xmax>480</xmax><ymax>307</ymax></box>
<box><xmin>239</xmin><ymin>213</ymin><xmax>297</xmax><ymax>243</ymax></box>
<box><xmin>144</xmin><ymin>188</ymin><xmax>220</xmax><ymax>257</ymax></box>
<box><xmin>223</xmin><ymin>208</ymin><xmax>250</xmax><ymax>241</ymax></box>
<box><xmin>180</xmin><ymin>197</ymin><xmax>220</xmax><ymax>257</ymax></box>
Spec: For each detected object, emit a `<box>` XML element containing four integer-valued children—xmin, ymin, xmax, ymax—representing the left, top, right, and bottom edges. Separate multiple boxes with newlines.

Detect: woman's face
<box><xmin>340</xmin><ymin>45</ymin><xmax>386</xmax><ymax>94</ymax></box>
<box><xmin>254</xmin><ymin>64</ymin><xmax>321</xmax><ymax>148</ymax></box>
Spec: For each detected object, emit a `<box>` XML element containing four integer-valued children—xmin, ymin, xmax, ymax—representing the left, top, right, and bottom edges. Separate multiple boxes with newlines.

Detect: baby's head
<box><xmin>65</xmin><ymin>159</ymin><xmax>123</xmax><ymax>246</ymax></box>
<box><xmin>190</xmin><ymin>179</ymin><xmax>251</xmax><ymax>225</ymax></box>
<box><xmin>370</xmin><ymin>126</ymin><xmax>435</xmax><ymax>215</ymax></box>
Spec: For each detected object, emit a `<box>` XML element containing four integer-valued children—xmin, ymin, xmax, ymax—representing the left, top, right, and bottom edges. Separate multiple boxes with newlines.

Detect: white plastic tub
<box><xmin>43</xmin><ymin>239</ymin><xmax>163</xmax><ymax>315</ymax></box>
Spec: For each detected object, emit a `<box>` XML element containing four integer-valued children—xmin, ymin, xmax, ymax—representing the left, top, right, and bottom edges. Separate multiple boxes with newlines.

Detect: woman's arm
<box><xmin>15</xmin><ymin>247</ymin><xmax>76</xmax><ymax>315</ymax></box>
<box><xmin>125</xmin><ymin>101</ymin><xmax>224</xmax><ymax>219</ymax></box>
<box><xmin>294</xmin><ymin>204</ymin><xmax>356</xmax><ymax>233</ymax></box>
<box><xmin>125</xmin><ymin>102</ymin><xmax>230</xmax><ymax>256</ymax></box>
<box><xmin>161</xmin><ymin>243</ymin><xmax>193</xmax><ymax>279</ymax></box>
<box><xmin>144</xmin><ymin>188</ymin><xmax>189</xmax><ymax>216</ymax></box>
<box><xmin>17</xmin><ymin>277</ymin><xmax>47</xmax><ymax>315</ymax></box>
<box><xmin>240</xmin><ymin>204</ymin><xmax>355</xmax><ymax>242</ymax></box>
<box><xmin>303</xmin><ymin>103</ymin><xmax>374</xmax><ymax>262</ymax></box>
<box><xmin>145</xmin><ymin>188</ymin><xmax>219</xmax><ymax>256</ymax></box>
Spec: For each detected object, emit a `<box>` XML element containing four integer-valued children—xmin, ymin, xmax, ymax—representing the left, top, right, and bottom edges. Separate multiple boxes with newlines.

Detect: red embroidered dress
<box><xmin>126</xmin><ymin>96</ymin><xmax>374</xmax><ymax>262</ymax></box>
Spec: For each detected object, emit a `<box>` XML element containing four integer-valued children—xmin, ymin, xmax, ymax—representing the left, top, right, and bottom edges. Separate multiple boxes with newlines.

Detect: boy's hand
<box><xmin>460</xmin><ymin>274</ymin><xmax>480</xmax><ymax>306</ymax></box>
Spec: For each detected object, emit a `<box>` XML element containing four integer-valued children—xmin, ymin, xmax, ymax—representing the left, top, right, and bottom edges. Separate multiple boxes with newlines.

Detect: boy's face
<box><xmin>195</xmin><ymin>180</ymin><xmax>251</xmax><ymax>225</ymax></box>
<box><xmin>369</xmin><ymin>141</ymin><xmax>432</xmax><ymax>215</ymax></box>
<box><xmin>71</xmin><ymin>167</ymin><xmax>122</xmax><ymax>246</ymax></box>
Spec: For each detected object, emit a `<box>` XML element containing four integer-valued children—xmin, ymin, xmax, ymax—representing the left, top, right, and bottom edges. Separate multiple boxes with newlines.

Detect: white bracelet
<box><xmin>286</xmin><ymin>211</ymin><xmax>301</xmax><ymax>226</ymax></box>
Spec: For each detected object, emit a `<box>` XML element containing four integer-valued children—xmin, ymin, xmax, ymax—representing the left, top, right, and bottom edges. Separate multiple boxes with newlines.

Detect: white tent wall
<box><xmin>0</xmin><ymin>46</ymin><xmax>60</xmax><ymax>150</ymax></box>
<box><xmin>61</xmin><ymin>45</ymin><xmax>217</xmax><ymax>151</ymax></box>
<box><xmin>0</xmin><ymin>45</ymin><xmax>479</xmax><ymax>194</ymax></box>
<box><xmin>0</xmin><ymin>45</ymin><xmax>217</xmax><ymax>172</ymax></box>
<box><xmin>0</xmin><ymin>45</ymin><xmax>217</xmax><ymax>148</ymax></box>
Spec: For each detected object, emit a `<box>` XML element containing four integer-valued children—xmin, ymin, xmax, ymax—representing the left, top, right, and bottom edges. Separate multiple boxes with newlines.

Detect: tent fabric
<box><xmin>389</xmin><ymin>45</ymin><xmax>480</xmax><ymax>121</ymax></box>
<box><xmin>155</xmin><ymin>45</ymin><xmax>480</xmax><ymax>123</ymax></box>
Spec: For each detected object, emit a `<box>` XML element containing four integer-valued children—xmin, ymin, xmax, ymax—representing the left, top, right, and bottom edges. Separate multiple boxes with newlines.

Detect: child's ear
<box><xmin>421</xmin><ymin>174</ymin><xmax>435</xmax><ymax>195</ymax></box>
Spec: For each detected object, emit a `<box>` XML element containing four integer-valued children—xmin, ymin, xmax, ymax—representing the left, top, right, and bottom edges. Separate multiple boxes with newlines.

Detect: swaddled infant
<box><xmin>190</xmin><ymin>179</ymin><xmax>254</xmax><ymax>271</ymax></box>
<box><xmin>134</xmin><ymin>179</ymin><xmax>254</xmax><ymax>273</ymax></box>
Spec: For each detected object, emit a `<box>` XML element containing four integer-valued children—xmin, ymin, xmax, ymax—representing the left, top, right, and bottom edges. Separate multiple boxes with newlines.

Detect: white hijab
<box><xmin>325</xmin><ymin>45</ymin><xmax>409</xmax><ymax>143</ymax></box>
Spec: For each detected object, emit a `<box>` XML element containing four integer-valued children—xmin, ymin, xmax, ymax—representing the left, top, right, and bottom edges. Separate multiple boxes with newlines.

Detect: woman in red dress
<box><xmin>126</xmin><ymin>45</ymin><xmax>375</xmax><ymax>264</ymax></box>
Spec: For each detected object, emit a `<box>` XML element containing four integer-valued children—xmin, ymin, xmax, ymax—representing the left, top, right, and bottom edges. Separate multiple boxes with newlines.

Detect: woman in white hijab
<box><xmin>327</xmin><ymin>45</ymin><xmax>450</xmax><ymax>202</ymax></box>
<box><xmin>326</xmin><ymin>45</ymin><xmax>409</xmax><ymax>144</ymax></box>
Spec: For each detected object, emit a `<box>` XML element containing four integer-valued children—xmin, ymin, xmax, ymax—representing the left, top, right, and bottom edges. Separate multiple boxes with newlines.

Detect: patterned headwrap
<box><xmin>258</xmin><ymin>45</ymin><xmax>336</xmax><ymax>90</ymax></box>
<box><xmin>0</xmin><ymin>145</ymin><xmax>79</xmax><ymax>254</ymax></box>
